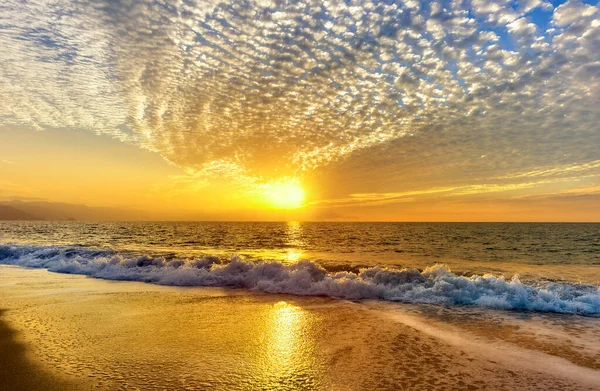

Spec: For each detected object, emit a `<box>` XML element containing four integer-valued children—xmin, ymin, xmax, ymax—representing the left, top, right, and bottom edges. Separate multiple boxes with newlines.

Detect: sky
<box><xmin>0</xmin><ymin>0</ymin><xmax>599</xmax><ymax>221</ymax></box>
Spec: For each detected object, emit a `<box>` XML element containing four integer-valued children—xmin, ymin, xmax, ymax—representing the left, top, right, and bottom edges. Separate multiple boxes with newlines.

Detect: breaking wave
<box><xmin>1</xmin><ymin>244</ymin><xmax>599</xmax><ymax>315</ymax></box>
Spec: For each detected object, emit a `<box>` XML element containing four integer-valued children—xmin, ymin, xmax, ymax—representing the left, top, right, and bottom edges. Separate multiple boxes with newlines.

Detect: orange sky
<box><xmin>2</xmin><ymin>125</ymin><xmax>599</xmax><ymax>221</ymax></box>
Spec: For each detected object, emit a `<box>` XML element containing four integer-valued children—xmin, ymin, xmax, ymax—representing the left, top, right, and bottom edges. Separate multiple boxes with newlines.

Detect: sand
<box><xmin>0</xmin><ymin>309</ymin><xmax>82</xmax><ymax>391</ymax></box>
<box><xmin>0</xmin><ymin>265</ymin><xmax>598</xmax><ymax>390</ymax></box>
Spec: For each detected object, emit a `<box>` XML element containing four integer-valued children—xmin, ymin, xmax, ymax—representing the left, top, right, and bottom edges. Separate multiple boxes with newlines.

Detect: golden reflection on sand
<box><xmin>257</xmin><ymin>300</ymin><xmax>319</xmax><ymax>389</ymax></box>
<box><xmin>268</xmin><ymin>301</ymin><xmax>303</xmax><ymax>363</ymax></box>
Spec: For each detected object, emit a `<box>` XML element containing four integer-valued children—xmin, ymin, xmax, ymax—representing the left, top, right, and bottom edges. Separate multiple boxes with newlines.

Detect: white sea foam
<box><xmin>1</xmin><ymin>244</ymin><xmax>599</xmax><ymax>315</ymax></box>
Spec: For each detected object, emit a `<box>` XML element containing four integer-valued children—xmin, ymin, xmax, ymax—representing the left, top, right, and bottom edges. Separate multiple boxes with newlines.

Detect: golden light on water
<box><xmin>286</xmin><ymin>249</ymin><xmax>303</xmax><ymax>262</ymax></box>
<box><xmin>284</xmin><ymin>221</ymin><xmax>305</xmax><ymax>263</ymax></box>
<box><xmin>263</xmin><ymin>179</ymin><xmax>306</xmax><ymax>209</ymax></box>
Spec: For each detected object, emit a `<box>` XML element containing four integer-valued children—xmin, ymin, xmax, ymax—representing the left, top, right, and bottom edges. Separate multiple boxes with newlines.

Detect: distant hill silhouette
<box><xmin>0</xmin><ymin>205</ymin><xmax>40</xmax><ymax>220</ymax></box>
<box><xmin>0</xmin><ymin>201</ymin><xmax>144</xmax><ymax>221</ymax></box>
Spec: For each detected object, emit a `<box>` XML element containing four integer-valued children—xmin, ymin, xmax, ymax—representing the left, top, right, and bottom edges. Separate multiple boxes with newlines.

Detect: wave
<box><xmin>1</xmin><ymin>244</ymin><xmax>599</xmax><ymax>315</ymax></box>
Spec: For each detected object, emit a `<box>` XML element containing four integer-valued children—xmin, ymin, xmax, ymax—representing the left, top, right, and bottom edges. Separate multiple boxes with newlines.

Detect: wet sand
<box><xmin>0</xmin><ymin>309</ymin><xmax>82</xmax><ymax>391</ymax></box>
<box><xmin>0</xmin><ymin>265</ymin><xmax>598</xmax><ymax>390</ymax></box>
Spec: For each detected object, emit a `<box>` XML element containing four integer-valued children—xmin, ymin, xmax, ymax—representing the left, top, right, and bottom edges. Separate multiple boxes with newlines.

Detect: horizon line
<box><xmin>1</xmin><ymin>219</ymin><xmax>599</xmax><ymax>224</ymax></box>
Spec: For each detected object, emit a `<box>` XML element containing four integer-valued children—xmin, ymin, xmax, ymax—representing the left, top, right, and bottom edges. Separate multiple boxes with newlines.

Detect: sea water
<box><xmin>1</xmin><ymin>221</ymin><xmax>599</xmax><ymax>315</ymax></box>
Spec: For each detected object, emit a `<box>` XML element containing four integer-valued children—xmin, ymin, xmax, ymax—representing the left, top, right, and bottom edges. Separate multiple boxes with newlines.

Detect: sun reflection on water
<box><xmin>285</xmin><ymin>221</ymin><xmax>304</xmax><ymax>246</ymax></box>
<box><xmin>286</xmin><ymin>249</ymin><xmax>303</xmax><ymax>262</ymax></box>
<box><xmin>283</xmin><ymin>221</ymin><xmax>305</xmax><ymax>264</ymax></box>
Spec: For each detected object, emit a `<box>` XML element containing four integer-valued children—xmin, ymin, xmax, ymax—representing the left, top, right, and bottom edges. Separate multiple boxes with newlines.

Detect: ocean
<box><xmin>1</xmin><ymin>221</ymin><xmax>599</xmax><ymax>315</ymax></box>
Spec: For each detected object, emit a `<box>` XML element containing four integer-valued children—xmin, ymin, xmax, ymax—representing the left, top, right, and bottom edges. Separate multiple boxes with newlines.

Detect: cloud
<box><xmin>507</xmin><ymin>17</ymin><xmax>538</xmax><ymax>45</ymax></box>
<box><xmin>471</xmin><ymin>0</ymin><xmax>520</xmax><ymax>25</ymax></box>
<box><xmin>518</xmin><ymin>0</ymin><xmax>553</xmax><ymax>14</ymax></box>
<box><xmin>0</xmin><ymin>0</ymin><xmax>598</xmax><ymax>196</ymax></box>
<box><xmin>311</xmin><ymin>181</ymin><xmax>552</xmax><ymax>208</ymax></box>
<box><xmin>553</xmin><ymin>0</ymin><xmax>598</xmax><ymax>26</ymax></box>
<box><xmin>499</xmin><ymin>160</ymin><xmax>600</xmax><ymax>179</ymax></box>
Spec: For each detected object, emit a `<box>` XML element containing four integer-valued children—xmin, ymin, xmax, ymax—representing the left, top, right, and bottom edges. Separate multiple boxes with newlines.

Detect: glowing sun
<box><xmin>264</xmin><ymin>179</ymin><xmax>306</xmax><ymax>209</ymax></box>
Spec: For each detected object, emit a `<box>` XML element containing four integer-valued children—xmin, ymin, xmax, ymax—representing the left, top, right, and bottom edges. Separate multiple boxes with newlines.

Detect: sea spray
<box><xmin>1</xmin><ymin>244</ymin><xmax>599</xmax><ymax>315</ymax></box>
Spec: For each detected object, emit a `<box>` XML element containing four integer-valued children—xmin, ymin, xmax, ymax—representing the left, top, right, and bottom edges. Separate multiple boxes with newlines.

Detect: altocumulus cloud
<box><xmin>0</xmin><ymin>0</ymin><xmax>599</xmax><ymax>188</ymax></box>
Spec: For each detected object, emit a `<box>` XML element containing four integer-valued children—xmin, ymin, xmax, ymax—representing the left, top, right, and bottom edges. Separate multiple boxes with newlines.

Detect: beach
<box><xmin>1</xmin><ymin>265</ymin><xmax>598</xmax><ymax>390</ymax></box>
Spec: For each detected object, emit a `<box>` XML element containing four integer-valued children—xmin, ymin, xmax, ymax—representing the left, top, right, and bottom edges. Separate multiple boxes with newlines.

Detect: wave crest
<box><xmin>1</xmin><ymin>244</ymin><xmax>599</xmax><ymax>315</ymax></box>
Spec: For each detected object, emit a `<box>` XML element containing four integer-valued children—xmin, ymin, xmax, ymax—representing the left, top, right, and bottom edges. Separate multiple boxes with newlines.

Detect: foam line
<box><xmin>1</xmin><ymin>244</ymin><xmax>599</xmax><ymax>315</ymax></box>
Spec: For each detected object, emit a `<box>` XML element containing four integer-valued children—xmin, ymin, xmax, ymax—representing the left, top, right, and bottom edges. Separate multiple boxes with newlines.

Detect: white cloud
<box><xmin>0</xmin><ymin>0</ymin><xmax>598</xmax><ymax>193</ymax></box>
<box><xmin>553</xmin><ymin>0</ymin><xmax>598</xmax><ymax>26</ymax></box>
<box><xmin>518</xmin><ymin>0</ymin><xmax>553</xmax><ymax>14</ymax></box>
